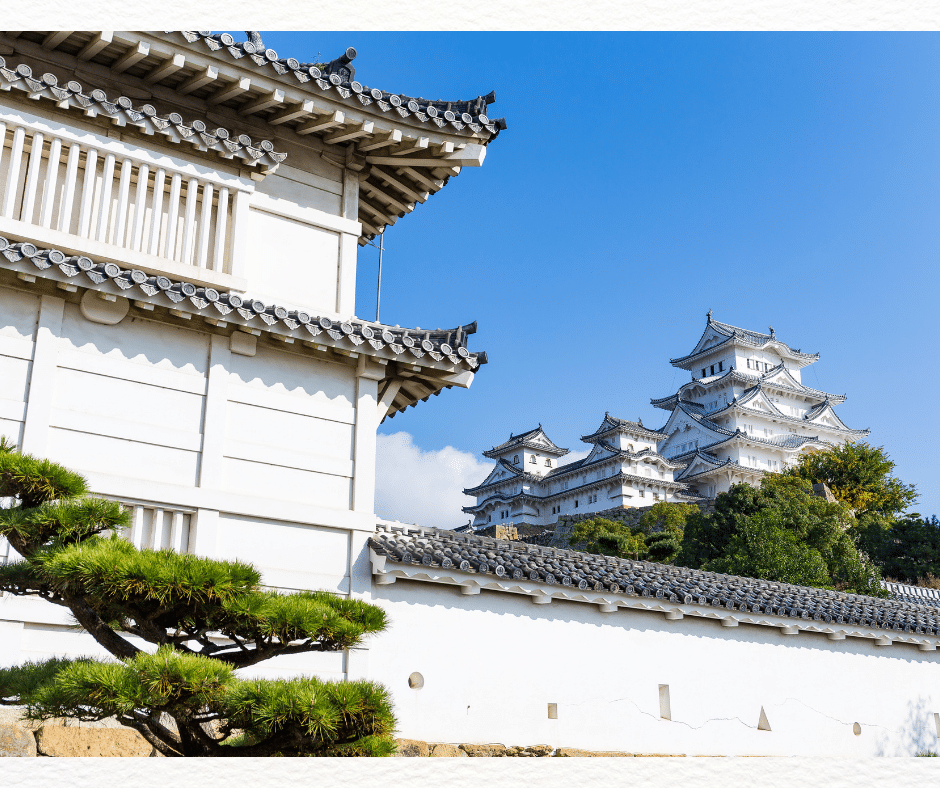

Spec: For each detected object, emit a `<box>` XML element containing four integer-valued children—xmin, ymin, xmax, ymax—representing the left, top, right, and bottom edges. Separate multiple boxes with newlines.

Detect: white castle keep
<box><xmin>464</xmin><ymin>312</ymin><xmax>868</xmax><ymax>528</ymax></box>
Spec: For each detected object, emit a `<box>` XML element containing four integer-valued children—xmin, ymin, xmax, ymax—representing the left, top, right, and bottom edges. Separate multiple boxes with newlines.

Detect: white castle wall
<box><xmin>366</xmin><ymin>578</ymin><xmax>940</xmax><ymax>756</ymax></box>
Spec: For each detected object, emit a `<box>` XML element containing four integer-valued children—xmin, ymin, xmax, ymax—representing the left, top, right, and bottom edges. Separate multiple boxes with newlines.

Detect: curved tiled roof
<box><xmin>483</xmin><ymin>426</ymin><xmax>570</xmax><ymax>460</ymax></box>
<box><xmin>651</xmin><ymin>365</ymin><xmax>846</xmax><ymax>410</ymax></box>
<box><xmin>885</xmin><ymin>581</ymin><xmax>940</xmax><ymax>609</ymax></box>
<box><xmin>462</xmin><ymin>466</ymin><xmax>691</xmax><ymax>513</ymax></box>
<box><xmin>5</xmin><ymin>32</ymin><xmax>506</xmax><ymax>247</ymax></box>
<box><xmin>673</xmin><ymin>451</ymin><xmax>760</xmax><ymax>483</ymax></box>
<box><xmin>671</xmin><ymin>315</ymin><xmax>820</xmax><ymax>369</ymax></box>
<box><xmin>370</xmin><ymin>525</ymin><xmax>940</xmax><ymax>648</ymax></box>
<box><xmin>172</xmin><ymin>32</ymin><xmax>506</xmax><ymax>138</ymax></box>
<box><xmin>0</xmin><ymin>56</ymin><xmax>284</xmax><ymax>172</ymax></box>
<box><xmin>0</xmin><ymin>237</ymin><xmax>485</xmax><ymax>417</ymax></box>
<box><xmin>581</xmin><ymin>413</ymin><xmax>666</xmax><ymax>443</ymax></box>
<box><xmin>705</xmin><ymin>390</ymin><xmax>869</xmax><ymax>437</ymax></box>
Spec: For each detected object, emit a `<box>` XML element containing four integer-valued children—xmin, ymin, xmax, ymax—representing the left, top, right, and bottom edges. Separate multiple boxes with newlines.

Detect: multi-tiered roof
<box><xmin>654</xmin><ymin>313</ymin><xmax>868</xmax><ymax>494</ymax></box>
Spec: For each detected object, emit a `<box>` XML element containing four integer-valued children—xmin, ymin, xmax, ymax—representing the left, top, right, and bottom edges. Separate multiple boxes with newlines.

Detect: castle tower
<box><xmin>652</xmin><ymin>312</ymin><xmax>869</xmax><ymax>497</ymax></box>
<box><xmin>0</xmin><ymin>30</ymin><xmax>502</xmax><ymax>671</ymax></box>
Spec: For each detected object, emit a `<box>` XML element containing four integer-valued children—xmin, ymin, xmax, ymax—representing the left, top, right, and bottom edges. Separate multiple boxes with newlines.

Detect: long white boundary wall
<box><xmin>364</xmin><ymin>577</ymin><xmax>940</xmax><ymax>757</ymax></box>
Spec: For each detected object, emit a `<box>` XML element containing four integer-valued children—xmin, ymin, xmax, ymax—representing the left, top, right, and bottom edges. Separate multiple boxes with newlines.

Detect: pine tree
<box><xmin>0</xmin><ymin>437</ymin><xmax>396</xmax><ymax>756</ymax></box>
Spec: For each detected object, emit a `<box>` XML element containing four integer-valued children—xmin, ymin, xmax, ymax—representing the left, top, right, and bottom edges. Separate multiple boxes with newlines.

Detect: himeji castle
<box><xmin>657</xmin><ymin>312</ymin><xmax>869</xmax><ymax>498</ymax></box>
<box><xmin>3</xmin><ymin>32</ymin><xmax>938</xmax><ymax>760</ymax></box>
<box><xmin>464</xmin><ymin>312</ymin><xmax>868</xmax><ymax>527</ymax></box>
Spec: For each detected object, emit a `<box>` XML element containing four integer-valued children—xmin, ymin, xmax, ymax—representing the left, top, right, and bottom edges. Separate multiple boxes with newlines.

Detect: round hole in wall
<box><xmin>408</xmin><ymin>672</ymin><xmax>424</xmax><ymax>690</ymax></box>
<box><xmin>852</xmin><ymin>722</ymin><xmax>862</xmax><ymax>736</ymax></box>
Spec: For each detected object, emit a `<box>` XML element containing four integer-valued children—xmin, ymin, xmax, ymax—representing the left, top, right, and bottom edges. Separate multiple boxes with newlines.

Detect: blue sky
<box><xmin>260</xmin><ymin>32</ymin><xmax>939</xmax><ymax>522</ymax></box>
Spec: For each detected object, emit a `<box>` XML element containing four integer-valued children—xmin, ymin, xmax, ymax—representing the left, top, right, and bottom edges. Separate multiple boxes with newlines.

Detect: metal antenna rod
<box><xmin>375</xmin><ymin>227</ymin><xmax>384</xmax><ymax>323</ymax></box>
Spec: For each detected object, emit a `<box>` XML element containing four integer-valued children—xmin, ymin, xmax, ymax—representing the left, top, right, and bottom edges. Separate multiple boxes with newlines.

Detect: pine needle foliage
<box><xmin>0</xmin><ymin>438</ymin><xmax>395</xmax><ymax>756</ymax></box>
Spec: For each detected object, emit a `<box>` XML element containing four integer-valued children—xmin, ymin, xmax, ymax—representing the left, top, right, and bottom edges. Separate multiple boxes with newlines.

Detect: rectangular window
<box><xmin>574</xmin><ymin>500</ymin><xmax>578</xmax><ymax>508</ymax></box>
<box><xmin>747</xmin><ymin>359</ymin><xmax>752</xmax><ymax>369</ymax></box>
<box><xmin>710</xmin><ymin>364</ymin><xmax>715</xmax><ymax>375</ymax></box>
<box><xmin>719</xmin><ymin>361</ymin><xmax>724</xmax><ymax>371</ymax></box>
<box><xmin>701</xmin><ymin>368</ymin><xmax>707</xmax><ymax>378</ymax></box>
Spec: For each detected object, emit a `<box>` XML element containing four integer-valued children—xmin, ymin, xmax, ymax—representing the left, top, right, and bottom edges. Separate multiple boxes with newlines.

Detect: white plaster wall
<box><xmin>0</xmin><ymin>286</ymin><xmax>37</xmax><ymax>446</ymax></box>
<box><xmin>368</xmin><ymin>579</ymin><xmax>940</xmax><ymax>757</ymax></box>
<box><xmin>242</xmin><ymin>206</ymin><xmax>341</xmax><ymax>315</ymax></box>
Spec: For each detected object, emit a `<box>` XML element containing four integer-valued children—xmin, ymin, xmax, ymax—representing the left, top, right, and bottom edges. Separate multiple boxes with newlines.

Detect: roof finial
<box><xmin>246</xmin><ymin>31</ymin><xmax>264</xmax><ymax>50</ymax></box>
<box><xmin>707</xmin><ymin>309</ymin><xmax>713</xmax><ymax>322</ymax></box>
<box><xmin>769</xmin><ymin>325</ymin><xmax>775</xmax><ymax>338</ymax></box>
<box><xmin>638</xmin><ymin>417</ymin><xmax>643</xmax><ymax>426</ymax></box>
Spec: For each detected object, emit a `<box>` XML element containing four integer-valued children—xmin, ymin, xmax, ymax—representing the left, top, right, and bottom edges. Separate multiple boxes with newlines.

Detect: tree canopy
<box><xmin>677</xmin><ymin>475</ymin><xmax>885</xmax><ymax>596</ymax></box>
<box><xmin>0</xmin><ymin>437</ymin><xmax>396</xmax><ymax>756</ymax></box>
<box><xmin>784</xmin><ymin>441</ymin><xmax>917</xmax><ymax>517</ymax></box>
<box><xmin>855</xmin><ymin>513</ymin><xmax>940</xmax><ymax>585</ymax></box>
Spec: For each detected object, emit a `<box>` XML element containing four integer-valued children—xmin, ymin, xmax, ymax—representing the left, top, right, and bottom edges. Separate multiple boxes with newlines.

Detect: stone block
<box><xmin>0</xmin><ymin>725</ymin><xmax>37</xmax><ymax>757</ymax></box>
<box><xmin>393</xmin><ymin>738</ymin><xmax>430</xmax><ymax>757</ymax></box>
<box><xmin>35</xmin><ymin>726</ymin><xmax>152</xmax><ymax>757</ymax></box>
<box><xmin>554</xmin><ymin>747</ymin><xmax>633</xmax><ymax>757</ymax></box>
<box><xmin>524</xmin><ymin>744</ymin><xmax>554</xmax><ymax>757</ymax></box>
<box><xmin>429</xmin><ymin>743</ymin><xmax>467</xmax><ymax>757</ymax></box>
<box><xmin>504</xmin><ymin>744</ymin><xmax>553</xmax><ymax>756</ymax></box>
<box><xmin>459</xmin><ymin>743</ymin><xmax>510</xmax><ymax>757</ymax></box>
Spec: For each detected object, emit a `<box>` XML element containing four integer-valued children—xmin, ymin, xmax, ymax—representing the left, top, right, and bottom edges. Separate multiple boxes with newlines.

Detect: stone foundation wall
<box><xmin>0</xmin><ymin>709</ymin><xmax>156</xmax><ymax>757</ymax></box>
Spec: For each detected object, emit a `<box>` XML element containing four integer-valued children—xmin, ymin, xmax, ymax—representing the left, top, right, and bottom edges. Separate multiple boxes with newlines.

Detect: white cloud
<box><xmin>374</xmin><ymin>434</ymin><xmax>593</xmax><ymax>530</ymax></box>
<box><xmin>375</xmin><ymin>432</ymin><xmax>494</xmax><ymax>530</ymax></box>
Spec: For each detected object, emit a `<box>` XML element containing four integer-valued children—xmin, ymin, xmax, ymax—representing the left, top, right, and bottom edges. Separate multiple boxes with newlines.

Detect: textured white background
<box><xmin>2</xmin><ymin>1</ymin><xmax>939</xmax><ymax>29</ymax></box>
<box><xmin>2</xmin><ymin>757</ymin><xmax>940</xmax><ymax>784</ymax></box>
<box><xmin>2</xmin><ymin>3</ymin><xmax>937</xmax><ymax>783</ymax></box>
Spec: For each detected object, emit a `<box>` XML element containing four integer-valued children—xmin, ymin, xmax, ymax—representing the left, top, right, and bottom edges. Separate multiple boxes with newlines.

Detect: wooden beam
<box><xmin>177</xmin><ymin>64</ymin><xmax>217</xmax><ymax>95</ymax></box>
<box><xmin>325</xmin><ymin>121</ymin><xmax>374</xmax><ymax>145</ymax></box>
<box><xmin>371</xmin><ymin>166</ymin><xmax>428</xmax><ymax>203</ymax></box>
<box><xmin>296</xmin><ymin>110</ymin><xmax>344</xmax><ymax>136</ymax></box>
<box><xmin>144</xmin><ymin>53</ymin><xmax>185</xmax><ymax>84</ymax></box>
<box><xmin>42</xmin><ymin>31</ymin><xmax>73</xmax><ymax>50</ymax></box>
<box><xmin>359</xmin><ymin>198</ymin><xmax>398</xmax><ymax>227</ymax></box>
<box><xmin>433</xmin><ymin>141</ymin><xmax>455</xmax><ymax>156</ymax></box>
<box><xmin>361</xmin><ymin>181</ymin><xmax>414</xmax><ymax>214</ymax></box>
<box><xmin>110</xmin><ymin>40</ymin><xmax>149</xmax><ymax>74</ymax></box>
<box><xmin>360</xmin><ymin>217</ymin><xmax>381</xmax><ymax>237</ymax></box>
<box><xmin>377</xmin><ymin>380</ymin><xmax>403</xmax><ymax>421</ymax></box>
<box><xmin>268</xmin><ymin>99</ymin><xmax>315</xmax><ymax>125</ymax></box>
<box><xmin>77</xmin><ymin>31</ymin><xmax>113</xmax><ymax>62</ymax></box>
<box><xmin>239</xmin><ymin>88</ymin><xmax>285</xmax><ymax>116</ymax></box>
<box><xmin>358</xmin><ymin>129</ymin><xmax>401</xmax><ymax>151</ymax></box>
<box><xmin>391</xmin><ymin>136</ymin><xmax>429</xmax><ymax>156</ymax></box>
<box><xmin>398</xmin><ymin>166</ymin><xmax>444</xmax><ymax>192</ymax></box>
<box><xmin>366</xmin><ymin>144</ymin><xmax>486</xmax><ymax>168</ymax></box>
<box><xmin>207</xmin><ymin>76</ymin><xmax>250</xmax><ymax>105</ymax></box>
<box><xmin>402</xmin><ymin>379</ymin><xmax>436</xmax><ymax>400</ymax></box>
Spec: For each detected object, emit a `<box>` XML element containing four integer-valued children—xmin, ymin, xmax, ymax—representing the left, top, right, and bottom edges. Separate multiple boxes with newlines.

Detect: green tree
<box><xmin>785</xmin><ymin>442</ymin><xmax>917</xmax><ymax>517</ymax></box>
<box><xmin>638</xmin><ymin>501</ymin><xmax>697</xmax><ymax>542</ymax></box>
<box><xmin>568</xmin><ymin>517</ymin><xmax>646</xmax><ymax>560</ymax></box>
<box><xmin>644</xmin><ymin>531</ymin><xmax>682</xmax><ymax>564</ymax></box>
<box><xmin>0</xmin><ymin>438</ymin><xmax>395</xmax><ymax>756</ymax></box>
<box><xmin>856</xmin><ymin>513</ymin><xmax>940</xmax><ymax>585</ymax></box>
<box><xmin>677</xmin><ymin>475</ymin><xmax>885</xmax><ymax>596</ymax></box>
